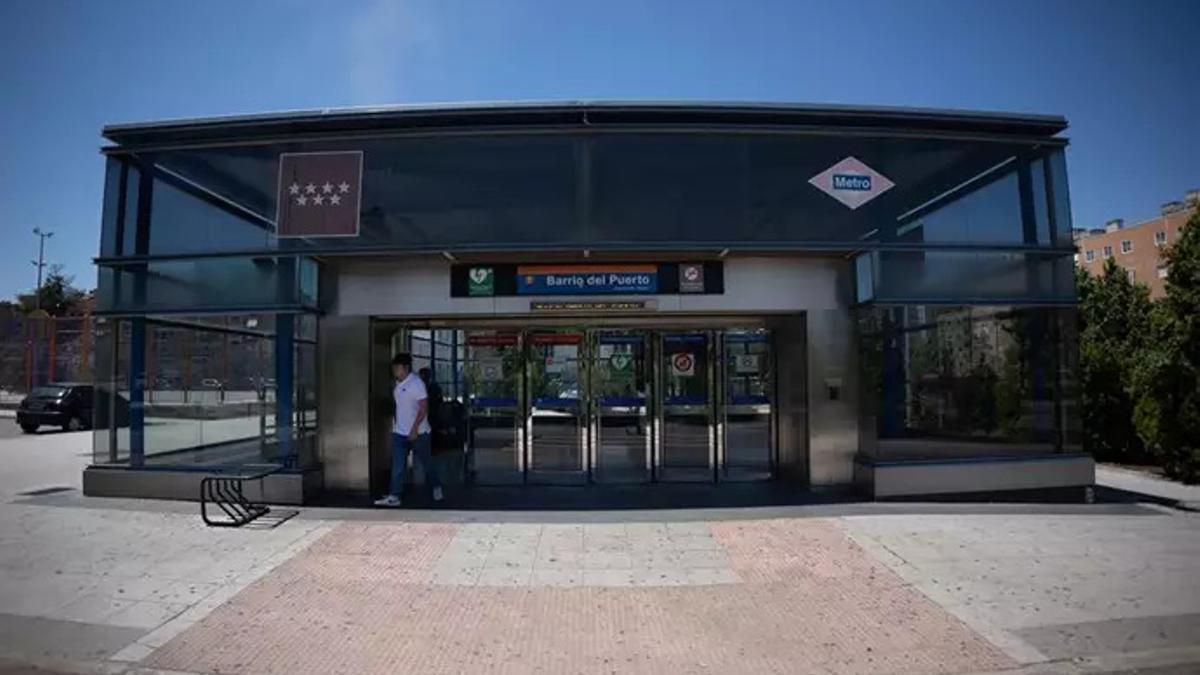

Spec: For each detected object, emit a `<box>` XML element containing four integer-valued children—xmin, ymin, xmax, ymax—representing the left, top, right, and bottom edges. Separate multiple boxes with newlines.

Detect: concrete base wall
<box><xmin>855</xmin><ymin>454</ymin><xmax>1095</xmax><ymax>499</ymax></box>
<box><xmin>82</xmin><ymin>466</ymin><xmax>324</xmax><ymax>505</ymax></box>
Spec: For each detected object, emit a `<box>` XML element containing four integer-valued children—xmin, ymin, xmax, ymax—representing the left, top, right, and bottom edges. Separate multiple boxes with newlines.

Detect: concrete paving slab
<box><xmin>0</xmin><ymin>613</ymin><xmax>145</xmax><ymax>664</ymax></box>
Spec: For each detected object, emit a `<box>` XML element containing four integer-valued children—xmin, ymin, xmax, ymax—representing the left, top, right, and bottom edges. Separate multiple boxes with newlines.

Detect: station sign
<box><xmin>450</xmin><ymin>262</ymin><xmax>723</xmax><ymax>297</ymax></box>
<box><xmin>517</xmin><ymin>265</ymin><xmax>657</xmax><ymax>295</ymax></box>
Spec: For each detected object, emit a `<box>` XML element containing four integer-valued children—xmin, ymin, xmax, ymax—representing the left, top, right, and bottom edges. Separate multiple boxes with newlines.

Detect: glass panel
<box><xmin>153</xmin><ymin>135</ymin><xmax>579</xmax><ymax>254</ymax></box>
<box><xmin>1031</xmin><ymin>159</ymin><xmax>1050</xmax><ymax>246</ymax></box>
<box><xmin>857</xmin><ymin>306</ymin><xmax>1078</xmax><ymax>461</ymax></box>
<box><xmin>592</xmin><ymin>331</ymin><xmax>649</xmax><ymax>483</ymax></box>
<box><xmin>898</xmin><ymin>170</ymin><xmax>1025</xmax><ymax>245</ymax></box>
<box><xmin>724</xmin><ymin>329</ymin><xmax>772</xmax><ymax>479</ymax></box>
<box><xmin>660</xmin><ymin>332</ymin><xmax>711</xmax><ymax>481</ymax></box>
<box><xmin>121</xmin><ymin>165</ymin><xmax>140</xmax><ymax>256</ymax></box>
<box><xmin>855</xmin><ymin>253</ymin><xmax>874</xmax><ymax>303</ymax></box>
<box><xmin>464</xmin><ymin>330</ymin><xmax>521</xmax><ymax>484</ymax></box>
<box><xmin>100</xmin><ymin>158</ymin><xmax>123</xmax><ymax>257</ymax></box>
<box><xmin>90</xmin><ymin>314</ymin><xmax>316</xmax><ymax>470</ymax></box>
<box><xmin>148</xmin><ymin>176</ymin><xmax>272</xmax><ymax>255</ymax></box>
<box><xmin>1047</xmin><ymin>149</ymin><xmax>1074</xmax><ymax>246</ymax></box>
<box><xmin>870</xmin><ymin>250</ymin><xmax>1075</xmax><ymax>303</ymax></box>
<box><xmin>528</xmin><ymin>331</ymin><xmax>584</xmax><ymax>481</ymax></box>
<box><xmin>591</xmin><ymin>135</ymin><xmax>746</xmax><ymax>243</ymax></box>
<box><xmin>97</xmin><ymin>256</ymin><xmax>318</xmax><ymax>314</ymax></box>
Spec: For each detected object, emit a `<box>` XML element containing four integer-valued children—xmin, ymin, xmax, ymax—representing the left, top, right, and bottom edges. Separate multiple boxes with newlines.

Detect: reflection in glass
<box><xmin>593</xmin><ymin>332</ymin><xmax>649</xmax><ymax>483</ymax></box>
<box><xmin>857</xmin><ymin>306</ymin><xmax>1078</xmax><ymax>461</ymax></box>
<box><xmin>528</xmin><ymin>332</ymin><xmax>584</xmax><ymax>478</ymax></box>
<box><xmin>724</xmin><ymin>329</ymin><xmax>772</xmax><ymax>479</ymax></box>
<box><xmin>91</xmin><ymin>314</ymin><xmax>318</xmax><ymax>470</ymax></box>
<box><xmin>464</xmin><ymin>330</ymin><xmax>522</xmax><ymax>483</ymax></box>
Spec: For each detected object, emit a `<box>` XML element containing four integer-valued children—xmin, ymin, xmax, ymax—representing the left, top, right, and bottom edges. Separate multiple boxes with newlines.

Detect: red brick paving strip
<box><xmin>146</xmin><ymin>520</ymin><xmax>1014</xmax><ymax>675</ymax></box>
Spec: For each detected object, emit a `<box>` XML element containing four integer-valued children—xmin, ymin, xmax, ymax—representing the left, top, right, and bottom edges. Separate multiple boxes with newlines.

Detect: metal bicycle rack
<box><xmin>199</xmin><ymin>463</ymin><xmax>297</xmax><ymax>528</ymax></box>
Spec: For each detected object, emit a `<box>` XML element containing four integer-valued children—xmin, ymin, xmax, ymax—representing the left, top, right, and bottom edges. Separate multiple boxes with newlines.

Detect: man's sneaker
<box><xmin>432</xmin><ymin>486</ymin><xmax>444</xmax><ymax>502</ymax></box>
<box><xmin>373</xmin><ymin>495</ymin><xmax>401</xmax><ymax>508</ymax></box>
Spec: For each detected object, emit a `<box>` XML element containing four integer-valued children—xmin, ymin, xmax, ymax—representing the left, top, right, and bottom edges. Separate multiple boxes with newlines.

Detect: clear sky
<box><xmin>1</xmin><ymin>0</ymin><xmax>1197</xmax><ymax>300</ymax></box>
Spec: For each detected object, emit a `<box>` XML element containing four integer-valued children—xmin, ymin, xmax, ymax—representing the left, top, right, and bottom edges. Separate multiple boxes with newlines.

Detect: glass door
<box><xmin>527</xmin><ymin>330</ymin><xmax>587</xmax><ymax>484</ymax></box>
<box><xmin>658</xmin><ymin>331</ymin><xmax>714</xmax><ymax>482</ymax></box>
<box><xmin>722</xmin><ymin>329</ymin><xmax>774</xmax><ymax>480</ymax></box>
<box><xmin>590</xmin><ymin>331</ymin><xmax>651</xmax><ymax>483</ymax></box>
<box><xmin>464</xmin><ymin>330</ymin><xmax>523</xmax><ymax>484</ymax></box>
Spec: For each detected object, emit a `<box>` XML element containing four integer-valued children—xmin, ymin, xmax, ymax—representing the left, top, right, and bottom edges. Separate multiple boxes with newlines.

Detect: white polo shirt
<box><xmin>392</xmin><ymin>374</ymin><xmax>431</xmax><ymax>436</ymax></box>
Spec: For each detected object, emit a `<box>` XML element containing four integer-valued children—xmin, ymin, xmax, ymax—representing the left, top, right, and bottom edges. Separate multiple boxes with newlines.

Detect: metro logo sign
<box><xmin>809</xmin><ymin>157</ymin><xmax>894</xmax><ymax>209</ymax></box>
<box><xmin>832</xmin><ymin>174</ymin><xmax>871</xmax><ymax>191</ymax></box>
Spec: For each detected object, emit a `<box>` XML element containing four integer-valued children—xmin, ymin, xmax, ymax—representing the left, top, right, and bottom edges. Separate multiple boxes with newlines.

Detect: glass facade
<box><xmin>92</xmin><ymin>107</ymin><xmax>1079</xmax><ymax>482</ymax></box>
<box><xmin>99</xmin><ymin>135</ymin><xmax>1074</xmax><ymax>256</ymax></box>
<box><xmin>92</xmin><ymin>313</ymin><xmax>317</xmax><ymax>470</ymax></box>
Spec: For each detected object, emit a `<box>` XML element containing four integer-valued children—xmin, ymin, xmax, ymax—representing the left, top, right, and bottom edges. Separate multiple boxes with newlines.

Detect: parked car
<box><xmin>16</xmin><ymin>383</ymin><xmax>130</xmax><ymax>434</ymax></box>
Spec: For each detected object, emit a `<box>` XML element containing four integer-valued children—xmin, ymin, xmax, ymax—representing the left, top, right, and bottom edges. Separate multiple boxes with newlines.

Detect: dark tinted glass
<box><xmin>1047</xmin><ymin>149</ymin><xmax>1074</xmax><ymax>246</ymax></box>
<box><xmin>148</xmin><ymin>176</ymin><xmax>273</xmax><ymax>254</ymax></box>
<box><xmin>138</xmin><ymin>132</ymin><xmax>1050</xmax><ymax>253</ymax></box>
<box><xmin>869</xmin><ymin>250</ymin><xmax>1075</xmax><ymax>303</ymax></box>
<box><xmin>121</xmin><ymin>165</ymin><xmax>140</xmax><ymax>255</ymax></box>
<box><xmin>153</xmin><ymin>135</ymin><xmax>579</xmax><ymax>253</ymax></box>
<box><xmin>857</xmin><ymin>305</ymin><xmax>1079</xmax><ymax>460</ymax></box>
<box><xmin>98</xmin><ymin>256</ymin><xmax>320</xmax><ymax>313</ymax></box>
<box><xmin>591</xmin><ymin>134</ymin><xmax>746</xmax><ymax>242</ymax></box>
<box><xmin>898</xmin><ymin>170</ymin><xmax>1025</xmax><ymax>245</ymax></box>
<box><xmin>100</xmin><ymin>158</ymin><xmax>123</xmax><ymax>257</ymax></box>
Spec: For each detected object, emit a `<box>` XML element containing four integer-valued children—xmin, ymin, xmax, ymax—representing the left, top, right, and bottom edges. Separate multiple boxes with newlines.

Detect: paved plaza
<box><xmin>0</xmin><ymin>424</ymin><xmax>1198</xmax><ymax>674</ymax></box>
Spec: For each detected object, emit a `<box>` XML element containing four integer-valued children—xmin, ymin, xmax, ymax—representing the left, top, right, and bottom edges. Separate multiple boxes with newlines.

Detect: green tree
<box><xmin>1131</xmin><ymin>210</ymin><xmax>1200</xmax><ymax>482</ymax></box>
<box><xmin>16</xmin><ymin>266</ymin><xmax>87</xmax><ymax>317</ymax></box>
<box><xmin>1076</xmin><ymin>258</ymin><xmax>1152</xmax><ymax>461</ymax></box>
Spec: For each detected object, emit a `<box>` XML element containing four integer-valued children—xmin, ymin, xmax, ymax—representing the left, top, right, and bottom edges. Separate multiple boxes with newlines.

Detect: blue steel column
<box><xmin>129</xmin><ymin>318</ymin><xmax>146</xmax><ymax>467</ymax></box>
<box><xmin>275</xmin><ymin>314</ymin><xmax>295</xmax><ymax>464</ymax></box>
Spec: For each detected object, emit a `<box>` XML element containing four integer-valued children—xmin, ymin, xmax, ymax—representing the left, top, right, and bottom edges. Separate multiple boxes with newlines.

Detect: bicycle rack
<box><xmin>200</xmin><ymin>464</ymin><xmax>295</xmax><ymax>528</ymax></box>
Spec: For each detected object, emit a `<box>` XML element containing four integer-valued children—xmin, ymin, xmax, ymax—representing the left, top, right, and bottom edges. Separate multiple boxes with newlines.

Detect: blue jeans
<box><xmin>389</xmin><ymin>432</ymin><xmax>440</xmax><ymax>497</ymax></box>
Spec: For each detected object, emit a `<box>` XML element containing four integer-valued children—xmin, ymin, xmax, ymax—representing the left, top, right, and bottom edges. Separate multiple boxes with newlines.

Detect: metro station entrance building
<box><xmin>83</xmin><ymin>102</ymin><xmax>1090</xmax><ymax>504</ymax></box>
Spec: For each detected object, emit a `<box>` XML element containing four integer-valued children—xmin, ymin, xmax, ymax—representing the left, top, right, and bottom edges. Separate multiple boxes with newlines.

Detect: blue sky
<box><xmin>1</xmin><ymin>0</ymin><xmax>1197</xmax><ymax>300</ymax></box>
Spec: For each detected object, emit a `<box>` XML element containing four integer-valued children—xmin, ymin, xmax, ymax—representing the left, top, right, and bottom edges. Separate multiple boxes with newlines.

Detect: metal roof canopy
<box><xmin>101</xmin><ymin>100</ymin><xmax>1068</xmax><ymax>149</ymax></box>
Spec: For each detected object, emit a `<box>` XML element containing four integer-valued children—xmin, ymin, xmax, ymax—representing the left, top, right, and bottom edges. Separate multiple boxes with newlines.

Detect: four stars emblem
<box><xmin>289</xmin><ymin>181</ymin><xmax>352</xmax><ymax>207</ymax></box>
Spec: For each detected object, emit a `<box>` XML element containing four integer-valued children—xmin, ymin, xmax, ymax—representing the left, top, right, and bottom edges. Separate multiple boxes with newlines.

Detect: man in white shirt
<box><xmin>374</xmin><ymin>353</ymin><xmax>443</xmax><ymax>507</ymax></box>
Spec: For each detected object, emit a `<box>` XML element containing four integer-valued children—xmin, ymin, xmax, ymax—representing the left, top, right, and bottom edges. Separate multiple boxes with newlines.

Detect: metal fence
<box><xmin>0</xmin><ymin>315</ymin><xmax>93</xmax><ymax>406</ymax></box>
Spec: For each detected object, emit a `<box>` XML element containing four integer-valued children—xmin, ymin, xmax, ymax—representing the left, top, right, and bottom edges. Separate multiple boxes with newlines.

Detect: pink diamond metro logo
<box><xmin>808</xmin><ymin>156</ymin><xmax>895</xmax><ymax>210</ymax></box>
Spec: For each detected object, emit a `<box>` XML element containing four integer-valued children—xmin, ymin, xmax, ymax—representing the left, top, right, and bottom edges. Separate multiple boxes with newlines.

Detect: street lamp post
<box><xmin>31</xmin><ymin>227</ymin><xmax>54</xmax><ymax>313</ymax></box>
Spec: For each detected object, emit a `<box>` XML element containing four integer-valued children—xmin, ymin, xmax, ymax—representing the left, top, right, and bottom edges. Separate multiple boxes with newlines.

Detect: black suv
<box><xmin>16</xmin><ymin>383</ymin><xmax>104</xmax><ymax>433</ymax></box>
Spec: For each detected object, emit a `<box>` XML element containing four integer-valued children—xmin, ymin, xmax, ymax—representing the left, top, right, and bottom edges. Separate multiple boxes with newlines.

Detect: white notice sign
<box><xmin>478</xmin><ymin>359</ymin><xmax>504</xmax><ymax>382</ymax></box>
<box><xmin>734</xmin><ymin>354</ymin><xmax>759</xmax><ymax>374</ymax></box>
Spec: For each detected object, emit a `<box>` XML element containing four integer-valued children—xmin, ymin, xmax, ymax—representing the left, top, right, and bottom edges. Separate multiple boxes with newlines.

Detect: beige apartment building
<box><xmin>1075</xmin><ymin>190</ymin><xmax>1198</xmax><ymax>298</ymax></box>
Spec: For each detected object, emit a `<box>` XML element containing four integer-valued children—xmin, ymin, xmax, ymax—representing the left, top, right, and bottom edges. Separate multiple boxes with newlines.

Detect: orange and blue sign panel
<box><xmin>516</xmin><ymin>264</ymin><xmax>658</xmax><ymax>295</ymax></box>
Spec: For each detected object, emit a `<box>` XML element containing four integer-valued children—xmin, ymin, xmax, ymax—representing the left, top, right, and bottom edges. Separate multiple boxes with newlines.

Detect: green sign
<box><xmin>468</xmin><ymin>267</ymin><xmax>495</xmax><ymax>296</ymax></box>
<box><xmin>609</xmin><ymin>353</ymin><xmax>633</xmax><ymax>373</ymax></box>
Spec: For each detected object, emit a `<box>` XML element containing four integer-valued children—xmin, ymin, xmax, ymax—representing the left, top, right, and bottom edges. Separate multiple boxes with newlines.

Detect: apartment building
<box><xmin>1075</xmin><ymin>190</ymin><xmax>1199</xmax><ymax>298</ymax></box>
